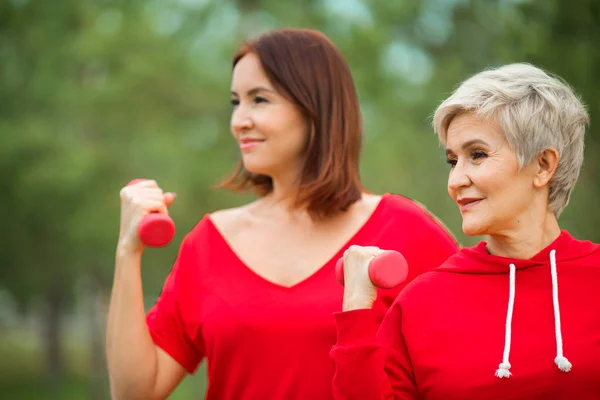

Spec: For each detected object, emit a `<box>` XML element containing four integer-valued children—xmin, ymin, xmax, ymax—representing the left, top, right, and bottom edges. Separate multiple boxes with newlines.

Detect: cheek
<box><xmin>251</xmin><ymin>109</ymin><xmax>271</xmax><ymax>129</ymax></box>
<box><xmin>482</xmin><ymin>171</ymin><xmax>529</xmax><ymax>217</ymax></box>
<box><xmin>287</xmin><ymin>128</ymin><xmax>310</xmax><ymax>156</ymax></box>
<box><xmin>259</xmin><ymin>104</ymin><xmax>309</xmax><ymax>147</ymax></box>
<box><xmin>283</xmin><ymin>117</ymin><xmax>310</xmax><ymax>150</ymax></box>
<box><xmin>473</xmin><ymin>163</ymin><xmax>508</xmax><ymax>193</ymax></box>
<box><xmin>257</xmin><ymin>107</ymin><xmax>291</xmax><ymax>133</ymax></box>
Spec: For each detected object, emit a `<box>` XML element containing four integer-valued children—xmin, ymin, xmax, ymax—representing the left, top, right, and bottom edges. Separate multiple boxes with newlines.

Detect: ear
<box><xmin>533</xmin><ymin>147</ymin><xmax>559</xmax><ymax>188</ymax></box>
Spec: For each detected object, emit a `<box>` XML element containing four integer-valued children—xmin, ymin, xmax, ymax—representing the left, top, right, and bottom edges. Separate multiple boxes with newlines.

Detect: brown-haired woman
<box><xmin>106</xmin><ymin>28</ymin><xmax>459</xmax><ymax>400</ymax></box>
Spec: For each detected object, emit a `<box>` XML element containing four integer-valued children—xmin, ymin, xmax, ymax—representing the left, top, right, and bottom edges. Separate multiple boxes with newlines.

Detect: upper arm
<box><xmin>152</xmin><ymin>347</ymin><xmax>189</xmax><ymax>399</ymax></box>
<box><xmin>146</xmin><ymin>233</ymin><xmax>205</xmax><ymax>387</ymax></box>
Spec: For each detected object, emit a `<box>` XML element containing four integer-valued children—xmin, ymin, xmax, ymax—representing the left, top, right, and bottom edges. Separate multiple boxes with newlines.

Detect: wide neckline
<box><xmin>206</xmin><ymin>194</ymin><xmax>390</xmax><ymax>291</ymax></box>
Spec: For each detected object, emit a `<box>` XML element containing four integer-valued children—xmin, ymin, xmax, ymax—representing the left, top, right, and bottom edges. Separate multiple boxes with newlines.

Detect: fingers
<box><xmin>128</xmin><ymin>179</ymin><xmax>159</xmax><ymax>189</ymax></box>
<box><xmin>342</xmin><ymin>245</ymin><xmax>388</xmax><ymax>283</ymax></box>
<box><xmin>343</xmin><ymin>245</ymin><xmax>378</xmax><ymax>280</ymax></box>
<box><xmin>137</xmin><ymin>198</ymin><xmax>169</xmax><ymax>215</ymax></box>
<box><xmin>117</xmin><ymin>180</ymin><xmax>175</xmax><ymax>252</ymax></box>
<box><xmin>343</xmin><ymin>245</ymin><xmax>383</xmax><ymax>264</ymax></box>
<box><xmin>341</xmin><ymin>245</ymin><xmax>381</xmax><ymax>311</ymax></box>
<box><xmin>164</xmin><ymin>192</ymin><xmax>177</xmax><ymax>208</ymax></box>
<box><xmin>120</xmin><ymin>181</ymin><xmax>174</xmax><ymax>215</ymax></box>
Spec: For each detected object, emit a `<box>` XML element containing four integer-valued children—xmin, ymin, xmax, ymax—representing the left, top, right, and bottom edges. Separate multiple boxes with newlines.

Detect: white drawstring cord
<box><xmin>495</xmin><ymin>251</ymin><xmax>572</xmax><ymax>379</ymax></box>
<box><xmin>550</xmin><ymin>249</ymin><xmax>572</xmax><ymax>373</ymax></box>
<box><xmin>495</xmin><ymin>263</ymin><xmax>516</xmax><ymax>378</ymax></box>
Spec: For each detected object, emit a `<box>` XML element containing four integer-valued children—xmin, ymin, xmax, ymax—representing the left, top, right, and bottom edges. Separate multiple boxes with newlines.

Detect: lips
<box><xmin>239</xmin><ymin>137</ymin><xmax>265</xmax><ymax>150</ymax></box>
<box><xmin>457</xmin><ymin>198</ymin><xmax>481</xmax><ymax>206</ymax></box>
<box><xmin>457</xmin><ymin>197</ymin><xmax>483</xmax><ymax>211</ymax></box>
<box><xmin>239</xmin><ymin>137</ymin><xmax>265</xmax><ymax>144</ymax></box>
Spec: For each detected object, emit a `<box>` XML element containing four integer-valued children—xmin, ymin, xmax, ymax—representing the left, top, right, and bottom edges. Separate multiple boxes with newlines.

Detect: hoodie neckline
<box><xmin>439</xmin><ymin>230</ymin><xmax>598</xmax><ymax>274</ymax></box>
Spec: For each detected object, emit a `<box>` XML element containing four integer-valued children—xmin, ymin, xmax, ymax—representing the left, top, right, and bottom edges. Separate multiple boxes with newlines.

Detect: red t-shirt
<box><xmin>330</xmin><ymin>230</ymin><xmax>600</xmax><ymax>399</ymax></box>
<box><xmin>146</xmin><ymin>194</ymin><xmax>458</xmax><ymax>399</ymax></box>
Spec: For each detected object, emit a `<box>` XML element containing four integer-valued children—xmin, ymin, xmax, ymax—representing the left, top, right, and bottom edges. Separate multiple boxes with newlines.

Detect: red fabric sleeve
<box><xmin>146</xmin><ymin>234</ymin><xmax>204</xmax><ymax>374</ymax></box>
<box><xmin>329</xmin><ymin>198</ymin><xmax>457</xmax><ymax>399</ymax></box>
<box><xmin>372</xmin><ymin>202</ymin><xmax>459</xmax><ymax>325</ymax></box>
<box><xmin>330</xmin><ymin>305</ymin><xmax>416</xmax><ymax>400</ymax></box>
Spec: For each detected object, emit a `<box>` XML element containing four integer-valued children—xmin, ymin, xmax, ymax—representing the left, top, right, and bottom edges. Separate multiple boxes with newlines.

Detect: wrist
<box><xmin>342</xmin><ymin>292</ymin><xmax>376</xmax><ymax>311</ymax></box>
<box><xmin>116</xmin><ymin>240</ymin><xmax>143</xmax><ymax>259</ymax></box>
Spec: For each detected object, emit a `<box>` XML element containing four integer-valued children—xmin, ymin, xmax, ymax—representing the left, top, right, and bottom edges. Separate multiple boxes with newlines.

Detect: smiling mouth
<box><xmin>239</xmin><ymin>139</ymin><xmax>265</xmax><ymax>149</ymax></box>
<box><xmin>457</xmin><ymin>198</ymin><xmax>483</xmax><ymax>211</ymax></box>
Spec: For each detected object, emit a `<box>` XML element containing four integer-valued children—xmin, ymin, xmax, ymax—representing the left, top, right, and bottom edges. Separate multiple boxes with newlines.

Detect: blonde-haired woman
<box><xmin>331</xmin><ymin>63</ymin><xmax>600</xmax><ymax>399</ymax></box>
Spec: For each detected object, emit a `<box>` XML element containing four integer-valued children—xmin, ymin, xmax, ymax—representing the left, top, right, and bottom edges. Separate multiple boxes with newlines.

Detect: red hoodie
<box><xmin>331</xmin><ymin>230</ymin><xmax>600</xmax><ymax>399</ymax></box>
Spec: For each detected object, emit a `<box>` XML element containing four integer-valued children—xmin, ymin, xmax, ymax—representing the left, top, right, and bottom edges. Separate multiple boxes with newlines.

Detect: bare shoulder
<box><xmin>208</xmin><ymin>204</ymin><xmax>254</xmax><ymax>236</ymax></box>
<box><xmin>353</xmin><ymin>193</ymin><xmax>383</xmax><ymax>218</ymax></box>
<box><xmin>361</xmin><ymin>193</ymin><xmax>383</xmax><ymax>210</ymax></box>
<box><xmin>332</xmin><ymin>193</ymin><xmax>383</xmax><ymax>228</ymax></box>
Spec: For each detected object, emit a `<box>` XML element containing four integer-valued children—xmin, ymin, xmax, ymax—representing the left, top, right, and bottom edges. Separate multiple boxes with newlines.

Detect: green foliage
<box><xmin>0</xmin><ymin>0</ymin><xmax>598</xmax><ymax>397</ymax></box>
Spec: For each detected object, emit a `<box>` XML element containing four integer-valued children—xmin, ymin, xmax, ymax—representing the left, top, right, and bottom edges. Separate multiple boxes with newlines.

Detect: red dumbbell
<box><xmin>126</xmin><ymin>179</ymin><xmax>175</xmax><ymax>248</ymax></box>
<box><xmin>335</xmin><ymin>250</ymin><xmax>409</xmax><ymax>289</ymax></box>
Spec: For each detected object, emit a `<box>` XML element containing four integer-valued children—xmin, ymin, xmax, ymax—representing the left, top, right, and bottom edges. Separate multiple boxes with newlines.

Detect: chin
<box><xmin>241</xmin><ymin>158</ymin><xmax>272</xmax><ymax>176</ymax></box>
<box><xmin>461</xmin><ymin>217</ymin><xmax>489</xmax><ymax>237</ymax></box>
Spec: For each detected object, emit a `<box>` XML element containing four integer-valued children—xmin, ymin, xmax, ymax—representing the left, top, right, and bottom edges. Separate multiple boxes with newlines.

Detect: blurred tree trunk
<box><xmin>41</xmin><ymin>276</ymin><xmax>65</xmax><ymax>390</ymax></box>
<box><xmin>89</xmin><ymin>269</ymin><xmax>109</xmax><ymax>400</ymax></box>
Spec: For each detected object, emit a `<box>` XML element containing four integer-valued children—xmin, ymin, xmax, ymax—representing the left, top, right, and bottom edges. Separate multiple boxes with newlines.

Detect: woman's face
<box><xmin>445</xmin><ymin>112</ymin><xmax>541</xmax><ymax>237</ymax></box>
<box><xmin>230</xmin><ymin>53</ymin><xmax>309</xmax><ymax>180</ymax></box>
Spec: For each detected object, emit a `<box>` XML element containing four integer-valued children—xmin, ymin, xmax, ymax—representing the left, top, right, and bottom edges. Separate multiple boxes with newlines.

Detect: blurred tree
<box><xmin>0</xmin><ymin>0</ymin><xmax>598</xmax><ymax>398</ymax></box>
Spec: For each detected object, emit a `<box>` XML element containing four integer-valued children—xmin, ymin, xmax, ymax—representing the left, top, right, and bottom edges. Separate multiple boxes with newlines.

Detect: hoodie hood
<box><xmin>434</xmin><ymin>230</ymin><xmax>600</xmax><ymax>379</ymax></box>
<box><xmin>436</xmin><ymin>230</ymin><xmax>600</xmax><ymax>274</ymax></box>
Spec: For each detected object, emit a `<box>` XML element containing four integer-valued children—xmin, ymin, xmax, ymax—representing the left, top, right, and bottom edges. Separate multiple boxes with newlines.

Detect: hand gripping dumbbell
<box><xmin>126</xmin><ymin>179</ymin><xmax>175</xmax><ymax>248</ymax></box>
<box><xmin>335</xmin><ymin>250</ymin><xmax>408</xmax><ymax>289</ymax></box>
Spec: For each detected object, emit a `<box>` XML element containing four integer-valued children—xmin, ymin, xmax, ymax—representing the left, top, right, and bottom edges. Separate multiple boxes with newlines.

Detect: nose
<box><xmin>448</xmin><ymin>160</ymin><xmax>471</xmax><ymax>193</ymax></box>
<box><xmin>231</xmin><ymin>105</ymin><xmax>253</xmax><ymax>135</ymax></box>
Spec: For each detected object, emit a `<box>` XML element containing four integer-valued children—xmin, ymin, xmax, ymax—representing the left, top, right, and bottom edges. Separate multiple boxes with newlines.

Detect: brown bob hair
<box><xmin>218</xmin><ymin>28</ymin><xmax>364</xmax><ymax>218</ymax></box>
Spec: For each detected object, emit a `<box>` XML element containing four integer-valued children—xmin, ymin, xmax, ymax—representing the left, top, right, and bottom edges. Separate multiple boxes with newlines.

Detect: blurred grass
<box><xmin>0</xmin><ymin>326</ymin><xmax>208</xmax><ymax>399</ymax></box>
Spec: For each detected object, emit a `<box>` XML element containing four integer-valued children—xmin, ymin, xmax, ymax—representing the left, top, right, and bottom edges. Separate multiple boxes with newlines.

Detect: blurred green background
<box><xmin>1</xmin><ymin>0</ymin><xmax>598</xmax><ymax>398</ymax></box>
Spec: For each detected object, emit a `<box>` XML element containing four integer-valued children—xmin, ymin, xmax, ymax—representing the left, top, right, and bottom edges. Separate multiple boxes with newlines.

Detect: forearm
<box><xmin>330</xmin><ymin>309</ymin><xmax>392</xmax><ymax>400</ymax></box>
<box><xmin>334</xmin><ymin>247</ymin><xmax>414</xmax><ymax>399</ymax></box>
<box><xmin>331</xmin><ymin>305</ymin><xmax>418</xmax><ymax>400</ymax></box>
<box><xmin>106</xmin><ymin>248</ymin><xmax>159</xmax><ymax>399</ymax></box>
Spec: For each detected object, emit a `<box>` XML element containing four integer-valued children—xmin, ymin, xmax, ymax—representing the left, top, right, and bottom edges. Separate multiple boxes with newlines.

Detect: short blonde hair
<box><xmin>432</xmin><ymin>63</ymin><xmax>590</xmax><ymax>217</ymax></box>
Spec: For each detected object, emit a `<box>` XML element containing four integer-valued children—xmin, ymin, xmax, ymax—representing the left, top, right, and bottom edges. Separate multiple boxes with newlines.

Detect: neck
<box><xmin>262</xmin><ymin>168</ymin><xmax>305</xmax><ymax>216</ymax></box>
<box><xmin>486</xmin><ymin>208</ymin><xmax>561</xmax><ymax>259</ymax></box>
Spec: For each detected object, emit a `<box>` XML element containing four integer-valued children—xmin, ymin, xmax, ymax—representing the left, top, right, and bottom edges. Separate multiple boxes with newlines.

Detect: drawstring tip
<box><xmin>555</xmin><ymin>356</ymin><xmax>572</xmax><ymax>372</ymax></box>
<box><xmin>495</xmin><ymin>362</ymin><xmax>512</xmax><ymax>378</ymax></box>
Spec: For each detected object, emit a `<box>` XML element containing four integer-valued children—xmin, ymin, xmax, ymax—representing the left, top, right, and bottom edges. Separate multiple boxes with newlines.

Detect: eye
<box><xmin>253</xmin><ymin>96</ymin><xmax>268</xmax><ymax>104</ymax></box>
<box><xmin>471</xmin><ymin>150</ymin><xmax>487</xmax><ymax>160</ymax></box>
<box><xmin>446</xmin><ymin>157</ymin><xmax>457</xmax><ymax>168</ymax></box>
<box><xmin>230</xmin><ymin>98</ymin><xmax>239</xmax><ymax>106</ymax></box>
